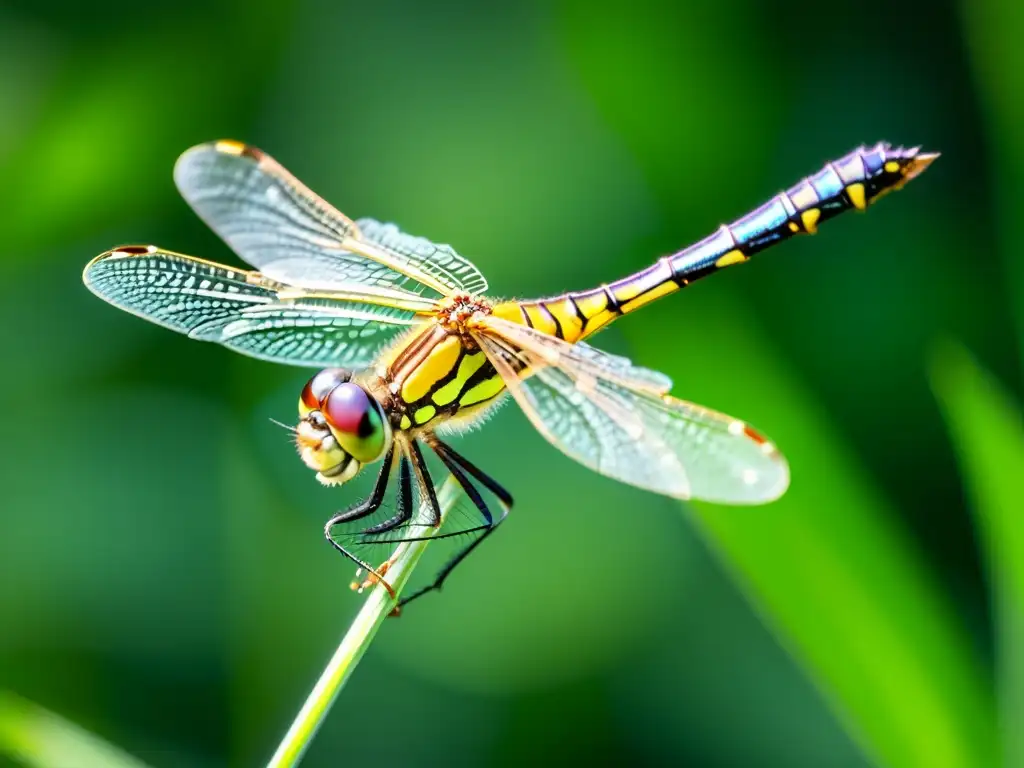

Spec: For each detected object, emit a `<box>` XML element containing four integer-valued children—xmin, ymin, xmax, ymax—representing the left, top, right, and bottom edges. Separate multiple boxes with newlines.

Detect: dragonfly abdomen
<box><xmin>497</xmin><ymin>143</ymin><xmax>935</xmax><ymax>344</ymax></box>
<box><xmin>664</xmin><ymin>143</ymin><xmax>934</xmax><ymax>284</ymax></box>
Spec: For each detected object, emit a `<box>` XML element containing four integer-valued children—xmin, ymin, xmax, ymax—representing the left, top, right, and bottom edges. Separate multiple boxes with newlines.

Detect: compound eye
<box><xmin>300</xmin><ymin>368</ymin><xmax>352</xmax><ymax>413</ymax></box>
<box><xmin>322</xmin><ymin>382</ymin><xmax>389</xmax><ymax>463</ymax></box>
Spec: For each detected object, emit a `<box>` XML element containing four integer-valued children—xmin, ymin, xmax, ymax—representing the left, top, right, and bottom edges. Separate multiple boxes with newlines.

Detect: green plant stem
<box><xmin>267</xmin><ymin>476</ymin><xmax>461</xmax><ymax>768</ymax></box>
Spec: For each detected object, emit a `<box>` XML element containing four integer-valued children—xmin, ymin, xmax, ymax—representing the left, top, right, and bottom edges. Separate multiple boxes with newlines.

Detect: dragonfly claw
<box><xmin>349</xmin><ymin>559</ymin><xmax>396</xmax><ymax>600</ymax></box>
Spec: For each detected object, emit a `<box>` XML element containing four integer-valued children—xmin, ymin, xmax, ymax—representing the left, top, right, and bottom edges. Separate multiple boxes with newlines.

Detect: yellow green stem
<box><xmin>266</xmin><ymin>476</ymin><xmax>461</xmax><ymax>767</ymax></box>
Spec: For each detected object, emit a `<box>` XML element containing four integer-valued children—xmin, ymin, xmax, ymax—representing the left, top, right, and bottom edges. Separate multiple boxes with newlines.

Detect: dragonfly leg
<box><xmin>349</xmin><ymin>557</ymin><xmax>397</xmax><ymax>596</ymax></box>
<box><xmin>395</xmin><ymin>438</ymin><xmax>513</xmax><ymax>610</ymax></box>
<box><xmin>359</xmin><ymin>454</ymin><xmax>413</xmax><ymax>535</ymax></box>
<box><xmin>408</xmin><ymin>439</ymin><xmax>442</xmax><ymax>527</ymax></box>
<box><xmin>372</xmin><ymin>440</ymin><xmax>439</xmax><ymax>616</ymax></box>
<box><xmin>324</xmin><ymin>446</ymin><xmax>397</xmax><ymax>598</ymax></box>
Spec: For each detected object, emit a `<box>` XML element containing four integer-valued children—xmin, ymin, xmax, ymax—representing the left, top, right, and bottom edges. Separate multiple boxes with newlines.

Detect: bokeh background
<box><xmin>1</xmin><ymin>0</ymin><xmax>1022</xmax><ymax>766</ymax></box>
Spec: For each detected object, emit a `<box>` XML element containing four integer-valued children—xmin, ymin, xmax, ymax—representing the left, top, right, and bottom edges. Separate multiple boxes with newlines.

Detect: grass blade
<box><xmin>931</xmin><ymin>340</ymin><xmax>1024</xmax><ymax>767</ymax></box>
<box><xmin>623</xmin><ymin>291</ymin><xmax>997</xmax><ymax>768</ymax></box>
<box><xmin>0</xmin><ymin>690</ymin><xmax>150</xmax><ymax>768</ymax></box>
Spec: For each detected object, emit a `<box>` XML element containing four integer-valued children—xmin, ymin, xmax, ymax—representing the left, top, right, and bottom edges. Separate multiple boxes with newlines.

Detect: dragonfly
<box><xmin>83</xmin><ymin>139</ymin><xmax>936</xmax><ymax>611</ymax></box>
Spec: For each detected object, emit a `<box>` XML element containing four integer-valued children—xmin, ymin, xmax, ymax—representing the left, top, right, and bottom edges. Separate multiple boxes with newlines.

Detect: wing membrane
<box><xmin>355</xmin><ymin>218</ymin><xmax>488</xmax><ymax>296</ymax></box>
<box><xmin>84</xmin><ymin>247</ymin><xmax>422</xmax><ymax>368</ymax></box>
<box><xmin>476</xmin><ymin>316</ymin><xmax>788</xmax><ymax>504</ymax></box>
<box><xmin>173</xmin><ymin>141</ymin><xmax>487</xmax><ymax>297</ymax></box>
<box><xmin>484</xmin><ymin>317</ymin><xmax>673</xmax><ymax>394</ymax></box>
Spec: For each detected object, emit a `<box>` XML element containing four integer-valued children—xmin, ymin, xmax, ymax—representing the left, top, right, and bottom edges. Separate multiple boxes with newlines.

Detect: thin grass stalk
<box><xmin>267</xmin><ymin>476</ymin><xmax>461</xmax><ymax>767</ymax></box>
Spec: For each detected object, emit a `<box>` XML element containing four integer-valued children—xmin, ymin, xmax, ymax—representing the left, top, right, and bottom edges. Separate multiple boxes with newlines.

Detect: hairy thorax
<box><xmin>435</xmin><ymin>293</ymin><xmax>493</xmax><ymax>331</ymax></box>
<box><xmin>367</xmin><ymin>294</ymin><xmax>506</xmax><ymax>433</ymax></box>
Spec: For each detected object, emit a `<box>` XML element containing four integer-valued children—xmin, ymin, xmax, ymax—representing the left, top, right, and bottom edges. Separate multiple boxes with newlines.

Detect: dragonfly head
<box><xmin>296</xmin><ymin>368</ymin><xmax>392</xmax><ymax>486</ymax></box>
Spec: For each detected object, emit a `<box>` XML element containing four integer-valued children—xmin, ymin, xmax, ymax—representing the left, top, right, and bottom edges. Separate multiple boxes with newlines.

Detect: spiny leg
<box><xmin>349</xmin><ymin>454</ymin><xmax>417</xmax><ymax>597</ymax></box>
<box><xmin>436</xmin><ymin>439</ymin><xmax>514</xmax><ymax>508</ymax></box>
<box><xmin>324</xmin><ymin>446</ymin><xmax>397</xmax><ymax>598</ymax></box>
<box><xmin>353</xmin><ymin>439</ymin><xmax>439</xmax><ymax>611</ymax></box>
<box><xmin>396</xmin><ymin>437</ymin><xmax>513</xmax><ymax>610</ymax></box>
<box><xmin>359</xmin><ymin>453</ymin><xmax>413</xmax><ymax>535</ymax></box>
<box><xmin>408</xmin><ymin>438</ymin><xmax>442</xmax><ymax>527</ymax></box>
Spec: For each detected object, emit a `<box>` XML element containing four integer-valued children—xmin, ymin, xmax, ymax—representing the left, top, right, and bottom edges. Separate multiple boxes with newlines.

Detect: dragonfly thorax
<box><xmin>436</xmin><ymin>293</ymin><xmax>492</xmax><ymax>332</ymax></box>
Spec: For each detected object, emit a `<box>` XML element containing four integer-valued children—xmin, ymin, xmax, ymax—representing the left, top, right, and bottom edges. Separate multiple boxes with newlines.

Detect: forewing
<box><xmin>84</xmin><ymin>247</ymin><xmax>420</xmax><ymax>368</ymax></box>
<box><xmin>476</xmin><ymin>317</ymin><xmax>788</xmax><ymax>504</ymax></box>
<box><xmin>173</xmin><ymin>141</ymin><xmax>486</xmax><ymax>297</ymax></box>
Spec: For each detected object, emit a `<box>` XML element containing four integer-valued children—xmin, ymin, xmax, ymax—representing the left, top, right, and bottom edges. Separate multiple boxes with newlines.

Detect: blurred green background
<box><xmin>1</xmin><ymin>0</ymin><xmax>1022</xmax><ymax>766</ymax></box>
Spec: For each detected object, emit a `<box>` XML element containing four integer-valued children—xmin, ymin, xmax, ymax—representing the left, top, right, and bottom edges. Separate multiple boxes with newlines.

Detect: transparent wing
<box><xmin>476</xmin><ymin>316</ymin><xmax>789</xmax><ymax>504</ymax></box>
<box><xmin>483</xmin><ymin>317</ymin><xmax>674</xmax><ymax>394</ymax></box>
<box><xmin>354</xmin><ymin>218</ymin><xmax>488</xmax><ymax>295</ymax></box>
<box><xmin>84</xmin><ymin>246</ymin><xmax>424</xmax><ymax>369</ymax></box>
<box><xmin>173</xmin><ymin>141</ymin><xmax>487</xmax><ymax>297</ymax></box>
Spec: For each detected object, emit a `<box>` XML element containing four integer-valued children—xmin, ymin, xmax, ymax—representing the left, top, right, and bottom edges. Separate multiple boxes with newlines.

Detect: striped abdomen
<box><xmin>494</xmin><ymin>142</ymin><xmax>936</xmax><ymax>342</ymax></box>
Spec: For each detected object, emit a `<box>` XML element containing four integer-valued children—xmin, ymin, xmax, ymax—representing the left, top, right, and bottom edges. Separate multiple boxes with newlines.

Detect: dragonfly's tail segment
<box><xmin>493</xmin><ymin>143</ymin><xmax>936</xmax><ymax>343</ymax></box>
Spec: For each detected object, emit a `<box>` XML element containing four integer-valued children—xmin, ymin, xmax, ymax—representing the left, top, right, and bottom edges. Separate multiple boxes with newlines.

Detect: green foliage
<box><xmin>626</xmin><ymin>294</ymin><xmax>997</xmax><ymax>768</ymax></box>
<box><xmin>932</xmin><ymin>342</ymin><xmax>1024</xmax><ymax>767</ymax></box>
<box><xmin>0</xmin><ymin>691</ymin><xmax>150</xmax><ymax>768</ymax></box>
<box><xmin>0</xmin><ymin>0</ymin><xmax>1020</xmax><ymax>766</ymax></box>
<box><xmin>962</xmin><ymin>0</ymin><xmax>1024</xmax><ymax>365</ymax></box>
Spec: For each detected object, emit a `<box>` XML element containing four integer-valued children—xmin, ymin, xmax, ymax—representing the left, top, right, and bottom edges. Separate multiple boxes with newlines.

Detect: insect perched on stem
<box><xmin>83</xmin><ymin>140</ymin><xmax>936</xmax><ymax>611</ymax></box>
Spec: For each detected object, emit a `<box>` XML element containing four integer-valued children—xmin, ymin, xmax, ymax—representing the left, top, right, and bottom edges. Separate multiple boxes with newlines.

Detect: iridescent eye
<box><xmin>300</xmin><ymin>368</ymin><xmax>351</xmax><ymax>414</ymax></box>
<box><xmin>322</xmin><ymin>382</ymin><xmax>390</xmax><ymax>463</ymax></box>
